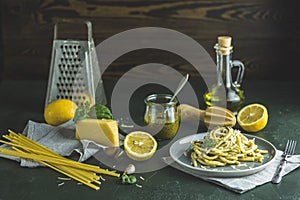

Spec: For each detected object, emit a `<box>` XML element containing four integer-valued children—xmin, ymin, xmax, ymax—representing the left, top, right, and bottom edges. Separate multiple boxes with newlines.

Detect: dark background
<box><xmin>0</xmin><ymin>0</ymin><xmax>299</xmax><ymax>81</ymax></box>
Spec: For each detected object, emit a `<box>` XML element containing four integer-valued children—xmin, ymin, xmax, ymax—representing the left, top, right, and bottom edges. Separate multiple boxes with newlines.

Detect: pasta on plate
<box><xmin>190</xmin><ymin>127</ymin><xmax>268</xmax><ymax>167</ymax></box>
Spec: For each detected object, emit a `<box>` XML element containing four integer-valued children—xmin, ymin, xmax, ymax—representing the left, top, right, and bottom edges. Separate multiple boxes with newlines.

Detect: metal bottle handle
<box><xmin>231</xmin><ymin>60</ymin><xmax>245</xmax><ymax>88</ymax></box>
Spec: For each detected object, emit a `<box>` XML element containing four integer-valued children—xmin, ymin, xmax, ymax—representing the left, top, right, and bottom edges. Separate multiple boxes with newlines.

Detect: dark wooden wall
<box><xmin>0</xmin><ymin>0</ymin><xmax>299</xmax><ymax>81</ymax></box>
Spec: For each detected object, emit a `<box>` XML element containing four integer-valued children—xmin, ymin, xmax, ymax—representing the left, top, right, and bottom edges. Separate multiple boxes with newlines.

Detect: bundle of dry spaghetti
<box><xmin>191</xmin><ymin>127</ymin><xmax>268</xmax><ymax>167</ymax></box>
<box><xmin>0</xmin><ymin>130</ymin><xmax>119</xmax><ymax>190</ymax></box>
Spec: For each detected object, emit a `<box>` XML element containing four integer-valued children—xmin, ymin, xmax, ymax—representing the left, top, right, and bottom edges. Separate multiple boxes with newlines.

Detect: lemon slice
<box><xmin>124</xmin><ymin>131</ymin><xmax>157</xmax><ymax>161</ymax></box>
<box><xmin>237</xmin><ymin>103</ymin><xmax>268</xmax><ymax>133</ymax></box>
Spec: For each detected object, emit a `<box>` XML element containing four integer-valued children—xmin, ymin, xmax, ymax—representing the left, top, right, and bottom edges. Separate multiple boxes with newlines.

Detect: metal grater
<box><xmin>45</xmin><ymin>19</ymin><xmax>106</xmax><ymax>107</ymax></box>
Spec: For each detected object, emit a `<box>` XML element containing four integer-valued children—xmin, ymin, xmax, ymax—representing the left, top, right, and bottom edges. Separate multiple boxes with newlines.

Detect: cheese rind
<box><xmin>76</xmin><ymin>119</ymin><xmax>119</xmax><ymax>147</ymax></box>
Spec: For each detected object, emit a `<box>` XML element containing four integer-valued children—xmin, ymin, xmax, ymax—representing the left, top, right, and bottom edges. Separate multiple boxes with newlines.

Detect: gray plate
<box><xmin>169</xmin><ymin>132</ymin><xmax>277</xmax><ymax>177</ymax></box>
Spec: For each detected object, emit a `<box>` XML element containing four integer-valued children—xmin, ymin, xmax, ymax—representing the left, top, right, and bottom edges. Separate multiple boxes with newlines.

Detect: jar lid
<box><xmin>218</xmin><ymin>36</ymin><xmax>232</xmax><ymax>47</ymax></box>
<box><xmin>144</xmin><ymin>94</ymin><xmax>178</xmax><ymax>106</ymax></box>
<box><xmin>216</xmin><ymin>35</ymin><xmax>233</xmax><ymax>55</ymax></box>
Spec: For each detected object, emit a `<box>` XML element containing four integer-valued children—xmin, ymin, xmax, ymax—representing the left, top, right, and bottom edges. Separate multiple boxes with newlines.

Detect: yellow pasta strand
<box><xmin>0</xmin><ymin>130</ymin><xmax>120</xmax><ymax>190</ymax></box>
<box><xmin>12</xmin><ymin>147</ymin><xmax>100</xmax><ymax>190</ymax></box>
<box><xmin>7</xmin><ymin>130</ymin><xmax>119</xmax><ymax>177</ymax></box>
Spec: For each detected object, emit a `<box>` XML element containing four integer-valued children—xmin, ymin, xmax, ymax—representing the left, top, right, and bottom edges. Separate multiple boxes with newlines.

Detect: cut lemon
<box><xmin>237</xmin><ymin>103</ymin><xmax>268</xmax><ymax>133</ymax></box>
<box><xmin>124</xmin><ymin>131</ymin><xmax>157</xmax><ymax>161</ymax></box>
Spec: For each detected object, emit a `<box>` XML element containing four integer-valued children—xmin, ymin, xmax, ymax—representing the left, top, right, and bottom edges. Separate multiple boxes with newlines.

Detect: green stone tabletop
<box><xmin>0</xmin><ymin>80</ymin><xmax>300</xmax><ymax>200</ymax></box>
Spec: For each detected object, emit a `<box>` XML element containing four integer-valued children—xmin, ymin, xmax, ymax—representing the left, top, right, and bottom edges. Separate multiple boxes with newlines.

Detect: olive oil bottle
<box><xmin>204</xmin><ymin>36</ymin><xmax>245</xmax><ymax>115</ymax></box>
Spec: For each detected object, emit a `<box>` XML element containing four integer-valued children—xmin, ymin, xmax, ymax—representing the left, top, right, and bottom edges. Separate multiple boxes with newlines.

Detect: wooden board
<box><xmin>0</xmin><ymin>0</ymin><xmax>299</xmax><ymax>80</ymax></box>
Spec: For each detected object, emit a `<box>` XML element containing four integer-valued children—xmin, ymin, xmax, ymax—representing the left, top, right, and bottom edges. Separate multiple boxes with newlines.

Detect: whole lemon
<box><xmin>44</xmin><ymin>99</ymin><xmax>78</xmax><ymax>126</ymax></box>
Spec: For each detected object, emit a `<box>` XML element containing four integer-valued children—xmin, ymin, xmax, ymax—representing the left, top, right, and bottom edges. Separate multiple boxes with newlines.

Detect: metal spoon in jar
<box><xmin>169</xmin><ymin>74</ymin><xmax>189</xmax><ymax>102</ymax></box>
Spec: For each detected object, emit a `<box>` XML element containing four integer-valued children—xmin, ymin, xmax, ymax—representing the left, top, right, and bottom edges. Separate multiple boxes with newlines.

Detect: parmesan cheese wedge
<box><xmin>76</xmin><ymin>119</ymin><xmax>119</xmax><ymax>147</ymax></box>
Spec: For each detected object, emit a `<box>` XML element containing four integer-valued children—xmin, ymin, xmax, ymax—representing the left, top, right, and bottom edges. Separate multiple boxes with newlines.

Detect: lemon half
<box><xmin>237</xmin><ymin>103</ymin><xmax>268</xmax><ymax>133</ymax></box>
<box><xmin>124</xmin><ymin>131</ymin><xmax>157</xmax><ymax>161</ymax></box>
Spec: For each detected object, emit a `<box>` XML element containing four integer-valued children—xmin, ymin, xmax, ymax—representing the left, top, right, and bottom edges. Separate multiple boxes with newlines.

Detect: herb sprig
<box><xmin>202</xmin><ymin>137</ymin><xmax>217</xmax><ymax>149</ymax></box>
<box><xmin>73</xmin><ymin>102</ymin><xmax>91</xmax><ymax>122</ymax></box>
<box><xmin>73</xmin><ymin>102</ymin><xmax>113</xmax><ymax>123</ymax></box>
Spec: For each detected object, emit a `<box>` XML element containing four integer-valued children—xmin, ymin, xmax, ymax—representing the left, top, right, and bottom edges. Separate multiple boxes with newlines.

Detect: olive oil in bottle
<box><xmin>204</xmin><ymin>36</ymin><xmax>245</xmax><ymax>115</ymax></box>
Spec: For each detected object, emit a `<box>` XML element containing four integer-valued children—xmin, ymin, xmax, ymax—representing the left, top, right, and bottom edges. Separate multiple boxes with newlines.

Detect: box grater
<box><xmin>45</xmin><ymin>19</ymin><xmax>106</xmax><ymax>107</ymax></box>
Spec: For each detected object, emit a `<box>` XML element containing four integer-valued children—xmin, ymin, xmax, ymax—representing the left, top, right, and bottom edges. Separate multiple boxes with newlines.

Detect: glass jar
<box><xmin>144</xmin><ymin>94</ymin><xmax>179</xmax><ymax>140</ymax></box>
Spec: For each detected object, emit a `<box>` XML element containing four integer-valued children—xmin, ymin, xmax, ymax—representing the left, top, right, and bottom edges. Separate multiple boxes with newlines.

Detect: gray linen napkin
<box><xmin>164</xmin><ymin>151</ymin><xmax>300</xmax><ymax>194</ymax></box>
<box><xmin>0</xmin><ymin>120</ymin><xmax>104</xmax><ymax>167</ymax></box>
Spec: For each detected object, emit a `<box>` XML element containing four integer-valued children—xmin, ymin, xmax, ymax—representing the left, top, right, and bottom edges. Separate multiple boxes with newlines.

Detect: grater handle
<box><xmin>53</xmin><ymin>19</ymin><xmax>92</xmax><ymax>42</ymax></box>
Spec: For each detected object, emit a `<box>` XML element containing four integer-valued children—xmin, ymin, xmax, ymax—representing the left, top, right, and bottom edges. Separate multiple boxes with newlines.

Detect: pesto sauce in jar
<box><xmin>144</xmin><ymin>94</ymin><xmax>179</xmax><ymax>140</ymax></box>
<box><xmin>144</xmin><ymin>110</ymin><xmax>179</xmax><ymax>140</ymax></box>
